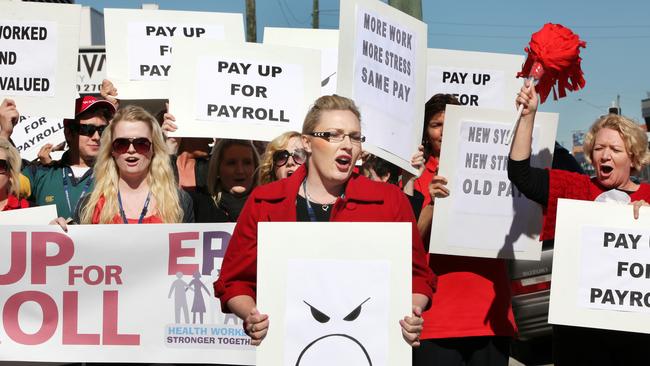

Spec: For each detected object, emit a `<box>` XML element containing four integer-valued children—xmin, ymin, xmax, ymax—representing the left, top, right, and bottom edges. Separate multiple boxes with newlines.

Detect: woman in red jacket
<box><xmin>215</xmin><ymin>95</ymin><xmax>435</xmax><ymax>347</ymax></box>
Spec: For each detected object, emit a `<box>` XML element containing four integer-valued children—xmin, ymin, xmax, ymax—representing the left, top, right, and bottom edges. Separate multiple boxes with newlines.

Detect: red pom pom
<box><xmin>517</xmin><ymin>23</ymin><xmax>586</xmax><ymax>103</ymax></box>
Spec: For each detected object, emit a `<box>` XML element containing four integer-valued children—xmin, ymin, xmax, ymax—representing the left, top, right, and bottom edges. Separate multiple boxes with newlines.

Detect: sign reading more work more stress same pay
<box><xmin>105</xmin><ymin>8</ymin><xmax>244</xmax><ymax>99</ymax></box>
<box><xmin>338</xmin><ymin>0</ymin><xmax>427</xmax><ymax>175</ymax></box>
<box><xmin>0</xmin><ymin>2</ymin><xmax>81</xmax><ymax>118</ymax></box>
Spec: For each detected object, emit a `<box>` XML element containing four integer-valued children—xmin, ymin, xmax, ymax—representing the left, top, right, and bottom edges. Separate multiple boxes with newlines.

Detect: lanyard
<box><xmin>301</xmin><ymin>179</ymin><xmax>343</xmax><ymax>222</ymax></box>
<box><xmin>117</xmin><ymin>190</ymin><xmax>151</xmax><ymax>224</ymax></box>
<box><xmin>62</xmin><ymin>167</ymin><xmax>93</xmax><ymax>216</ymax></box>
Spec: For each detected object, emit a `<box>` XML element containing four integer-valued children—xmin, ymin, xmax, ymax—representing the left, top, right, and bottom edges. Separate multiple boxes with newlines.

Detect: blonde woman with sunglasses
<box><xmin>0</xmin><ymin>137</ymin><xmax>28</xmax><ymax>211</ymax></box>
<box><xmin>53</xmin><ymin>106</ymin><xmax>193</xmax><ymax>228</ymax></box>
<box><xmin>259</xmin><ymin>131</ymin><xmax>308</xmax><ymax>185</ymax></box>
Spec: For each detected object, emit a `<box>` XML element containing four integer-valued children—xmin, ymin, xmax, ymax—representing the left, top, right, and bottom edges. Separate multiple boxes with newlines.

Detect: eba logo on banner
<box><xmin>166</xmin><ymin>230</ymin><xmax>253</xmax><ymax>349</ymax></box>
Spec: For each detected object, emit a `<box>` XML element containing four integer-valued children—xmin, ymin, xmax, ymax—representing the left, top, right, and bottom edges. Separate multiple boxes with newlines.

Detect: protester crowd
<box><xmin>1</xmin><ymin>73</ymin><xmax>649</xmax><ymax>366</ymax></box>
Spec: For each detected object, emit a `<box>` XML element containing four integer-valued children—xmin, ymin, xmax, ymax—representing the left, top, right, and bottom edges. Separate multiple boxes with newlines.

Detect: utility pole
<box><xmin>312</xmin><ymin>0</ymin><xmax>319</xmax><ymax>29</ymax></box>
<box><xmin>245</xmin><ymin>0</ymin><xmax>256</xmax><ymax>42</ymax></box>
<box><xmin>388</xmin><ymin>0</ymin><xmax>422</xmax><ymax>20</ymax></box>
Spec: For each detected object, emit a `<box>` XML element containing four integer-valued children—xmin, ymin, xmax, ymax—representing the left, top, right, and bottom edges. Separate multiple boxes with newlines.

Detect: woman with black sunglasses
<box><xmin>53</xmin><ymin>106</ymin><xmax>193</xmax><ymax>227</ymax></box>
<box><xmin>259</xmin><ymin>131</ymin><xmax>307</xmax><ymax>185</ymax></box>
<box><xmin>215</xmin><ymin>95</ymin><xmax>435</xmax><ymax>348</ymax></box>
<box><xmin>0</xmin><ymin>138</ymin><xmax>29</xmax><ymax>212</ymax></box>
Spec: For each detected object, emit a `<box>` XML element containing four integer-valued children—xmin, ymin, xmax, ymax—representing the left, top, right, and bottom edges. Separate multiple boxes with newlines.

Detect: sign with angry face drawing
<box><xmin>257</xmin><ymin>222</ymin><xmax>412</xmax><ymax>366</ymax></box>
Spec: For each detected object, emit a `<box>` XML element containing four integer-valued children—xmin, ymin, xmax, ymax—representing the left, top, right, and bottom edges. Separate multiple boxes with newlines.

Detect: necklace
<box><xmin>302</xmin><ymin>179</ymin><xmax>341</xmax><ymax>216</ymax></box>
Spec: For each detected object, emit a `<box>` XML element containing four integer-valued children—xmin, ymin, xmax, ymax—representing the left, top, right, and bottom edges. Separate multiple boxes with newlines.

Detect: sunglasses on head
<box><xmin>273</xmin><ymin>148</ymin><xmax>307</xmax><ymax>167</ymax></box>
<box><xmin>111</xmin><ymin>137</ymin><xmax>152</xmax><ymax>155</ymax></box>
<box><xmin>72</xmin><ymin>123</ymin><xmax>106</xmax><ymax>137</ymax></box>
<box><xmin>0</xmin><ymin>159</ymin><xmax>8</xmax><ymax>174</ymax></box>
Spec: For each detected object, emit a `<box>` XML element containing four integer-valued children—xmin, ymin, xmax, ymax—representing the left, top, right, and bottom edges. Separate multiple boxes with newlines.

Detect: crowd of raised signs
<box><xmin>1</xmin><ymin>71</ymin><xmax>650</xmax><ymax>366</ymax></box>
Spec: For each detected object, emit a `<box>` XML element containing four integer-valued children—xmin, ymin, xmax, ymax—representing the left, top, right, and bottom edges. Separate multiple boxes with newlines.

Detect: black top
<box><xmin>189</xmin><ymin>190</ymin><xmax>249</xmax><ymax>223</ymax></box>
<box><xmin>296</xmin><ymin>195</ymin><xmax>331</xmax><ymax>222</ymax></box>
<box><xmin>507</xmin><ymin>157</ymin><xmax>549</xmax><ymax>206</ymax></box>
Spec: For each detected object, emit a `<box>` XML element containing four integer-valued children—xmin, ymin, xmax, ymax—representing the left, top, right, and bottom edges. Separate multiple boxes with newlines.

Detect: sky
<box><xmin>76</xmin><ymin>0</ymin><xmax>650</xmax><ymax>148</ymax></box>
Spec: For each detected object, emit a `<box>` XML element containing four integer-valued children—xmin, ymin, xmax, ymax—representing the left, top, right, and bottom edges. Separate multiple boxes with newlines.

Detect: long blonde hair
<box><xmin>0</xmin><ymin>138</ymin><xmax>21</xmax><ymax>196</ymax></box>
<box><xmin>79</xmin><ymin>106</ymin><xmax>182</xmax><ymax>224</ymax></box>
<box><xmin>259</xmin><ymin>131</ymin><xmax>301</xmax><ymax>185</ymax></box>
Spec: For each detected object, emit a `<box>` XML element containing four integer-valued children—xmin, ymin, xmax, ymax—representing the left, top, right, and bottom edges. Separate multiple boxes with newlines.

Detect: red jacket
<box><xmin>214</xmin><ymin>165</ymin><xmax>436</xmax><ymax>311</ymax></box>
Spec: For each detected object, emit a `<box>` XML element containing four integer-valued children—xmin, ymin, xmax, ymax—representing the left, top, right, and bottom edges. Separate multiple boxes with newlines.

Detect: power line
<box><xmin>427</xmin><ymin>31</ymin><xmax>650</xmax><ymax>40</ymax></box>
<box><xmin>280</xmin><ymin>0</ymin><xmax>310</xmax><ymax>25</ymax></box>
<box><xmin>426</xmin><ymin>20</ymin><xmax>650</xmax><ymax>29</ymax></box>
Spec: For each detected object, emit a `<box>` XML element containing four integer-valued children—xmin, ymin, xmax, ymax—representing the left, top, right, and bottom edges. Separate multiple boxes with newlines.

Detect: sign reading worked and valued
<box><xmin>0</xmin><ymin>2</ymin><xmax>81</xmax><ymax>118</ymax></box>
<box><xmin>257</xmin><ymin>222</ymin><xmax>412</xmax><ymax>366</ymax></box>
<box><xmin>426</xmin><ymin>48</ymin><xmax>524</xmax><ymax>109</ymax></box>
<box><xmin>550</xmin><ymin>199</ymin><xmax>650</xmax><ymax>333</ymax></box>
<box><xmin>104</xmin><ymin>9</ymin><xmax>244</xmax><ymax>99</ymax></box>
<box><xmin>0</xmin><ymin>224</ymin><xmax>255</xmax><ymax>364</ymax></box>
<box><xmin>263</xmin><ymin>27</ymin><xmax>339</xmax><ymax>96</ymax></box>
<box><xmin>430</xmin><ymin>105</ymin><xmax>557</xmax><ymax>260</ymax></box>
<box><xmin>338</xmin><ymin>0</ymin><xmax>427</xmax><ymax>175</ymax></box>
<box><xmin>168</xmin><ymin>39</ymin><xmax>320</xmax><ymax>141</ymax></box>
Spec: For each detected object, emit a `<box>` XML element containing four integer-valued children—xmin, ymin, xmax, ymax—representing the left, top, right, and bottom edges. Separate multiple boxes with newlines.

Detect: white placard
<box><xmin>105</xmin><ymin>8</ymin><xmax>244</xmax><ymax>99</ymax></box>
<box><xmin>338</xmin><ymin>0</ymin><xmax>427</xmax><ymax>175</ymax></box>
<box><xmin>263</xmin><ymin>27</ymin><xmax>339</xmax><ymax>96</ymax></box>
<box><xmin>0</xmin><ymin>205</ymin><xmax>57</xmax><ymax>224</ymax></box>
<box><xmin>169</xmin><ymin>39</ymin><xmax>320</xmax><ymax>141</ymax></box>
<box><xmin>430</xmin><ymin>105</ymin><xmax>558</xmax><ymax>259</ymax></box>
<box><xmin>0</xmin><ymin>2</ymin><xmax>81</xmax><ymax>118</ymax></box>
<box><xmin>11</xmin><ymin>115</ymin><xmax>65</xmax><ymax>161</ymax></box>
<box><xmin>257</xmin><ymin>222</ymin><xmax>412</xmax><ymax>366</ymax></box>
<box><xmin>426</xmin><ymin>49</ymin><xmax>524</xmax><ymax>110</ymax></box>
<box><xmin>550</xmin><ymin>199</ymin><xmax>650</xmax><ymax>333</ymax></box>
<box><xmin>0</xmin><ymin>223</ymin><xmax>254</xmax><ymax>364</ymax></box>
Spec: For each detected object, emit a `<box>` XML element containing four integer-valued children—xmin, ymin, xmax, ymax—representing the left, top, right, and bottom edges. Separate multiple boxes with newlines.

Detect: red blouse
<box><xmin>91</xmin><ymin>195</ymin><xmax>163</xmax><ymax>224</ymax></box>
<box><xmin>1</xmin><ymin>195</ymin><xmax>30</xmax><ymax>211</ymax></box>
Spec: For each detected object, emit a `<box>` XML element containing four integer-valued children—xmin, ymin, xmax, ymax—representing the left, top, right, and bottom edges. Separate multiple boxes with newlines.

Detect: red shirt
<box><xmin>414</xmin><ymin>156</ymin><xmax>516</xmax><ymax>339</ymax></box>
<box><xmin>91</xmin><ymin>195</ymin><xmax>163</xmax><ymax>224</ymax></box>
<box><xmin>542</xmin><ymin>169</ymin><xmax>650</xmax><ymax>240</ymax></box>
<box><xmin>214</xmin><ymin>165</ymin><xmax>436</xmax><ymax>311</ymax></box>
<box><xmin>1</xmin><ymin>195</ymin><xmax>29</xmax><ymax>211</ymax></box>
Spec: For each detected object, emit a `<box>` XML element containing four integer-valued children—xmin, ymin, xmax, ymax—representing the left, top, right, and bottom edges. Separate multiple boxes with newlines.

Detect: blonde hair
<box><xmin>583</xmin><ymin>114</ymin><xmax>650</xmax><ymax>173</ymax></box>
<box><xmin>0</xmin><ymin>138</ymin><xmax>21</xmax><ymax>196</ymax></box>
<box><xmin>207</xmin><ymin>139</ymin><xmax>260</xmax><ymax>200</ymax></box>
<box><xmin>259</xmin><ymin>131</ymin><xmax>301</xmax><ymax>185</ymax></box>
<box><xmin>79</xmin><ymin>106</ymin><xmax>182</xmax><ymax>224</ymax></box>
<box><xmin>302</xmin><ymin>95</ymin><xmax>361</xmax><ymax>134</ymax></box>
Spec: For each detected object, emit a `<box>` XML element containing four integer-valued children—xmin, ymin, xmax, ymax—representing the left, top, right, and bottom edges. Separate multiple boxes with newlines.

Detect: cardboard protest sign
<box><xmin>168</xmin><ymin>39</ymin><xmax>320</xmax><ymax>141</ymax></box>
<box><xmin>426</xmin><ymin>48</ymin><xmax>524</xmax><ymax>110</ymax></box>
<box><xmin>0</xmin><ymin>223</ymin><xmax>255</xmax><ymax>364</ymax></box>
<box><xmin>263</xmin><ymin>27</ymin><xmax>339</xmax><ymax>96</ymax></box>
<box><xmin>0</xmin><ymin>205</ymin><xmax>57</xmax><ymax>224</ymax></box>
<box><xmin>257</xmin><ymin>222</ymin><xmax>412</xmax><ymax>366</ymax></box>
<box><xmin>430</xmin><ymin>105</ymin><xmax>557</xmax><ymax>259</ymax></box>
<box><xmin>105</xmin><ymin>8</ymin><xmax>244</xmax><ymax>99</ymax></box>
<box><xmin>0</xmin><ymin>2</ymin><xmax>81</xmax><ymax>118</ymax></box>
<box><xmin>338</xmin><ymin>0</ymin><xmax>427</xmax><ymax>174</ymax></box>
<box><xmin>10</xmin><ymin>115</ymin><xmax>64</xmax><ymax>161</ymax></box>
<box><xmin>550</xmin><ymin>199</ymin><xmax>650</xmax><ymax>333</ymax></box>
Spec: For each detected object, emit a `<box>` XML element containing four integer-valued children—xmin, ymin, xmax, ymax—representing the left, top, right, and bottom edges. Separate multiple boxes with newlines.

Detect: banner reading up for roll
<box><xmin>0</xmin><ymin>2</ymin><xmax>80</xmax><ymax>118</ymax></box>
<box><xmin>0</xmin><ymin>224</ymin><xmax>255</xmax><ymax>364</ymax></box>
<box><xmin>550</xmin><ymin>199</ymin><xmax>650</xmax><ymax>334</ymax></box>
<box><xmin>168</xmin><ymin>39</ymin><xmax>320</xmax><ymax>141</ymax></box>
<box><xmin>105</xmin><ymin>8</ymin><xmax>244</xmax><ymax>99</ymax></box>
<box><xmin>337</xmin><ymin>0</ymin><xmax>427</xmax><ymax>175</ymax></box>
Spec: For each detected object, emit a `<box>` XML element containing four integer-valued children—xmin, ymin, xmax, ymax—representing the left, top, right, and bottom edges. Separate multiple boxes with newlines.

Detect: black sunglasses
<box><xmin>0</xmin><ymin>159</ymin><xmax>8</xmax><ymax>174</ymax></box>
<box><xmin>72</xmin><ymin>123</ymin><xmax>107</xmax><ymax>137</ymax></box>
<box><xmin>273</xmin><ymin>148</ymin><xmax>307</xmax><ymax>167</ymax></box>
<box><xmin>112</xmin><ymin>137</ymin><xmax>152</xmax><ymax>155</ymax></box>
